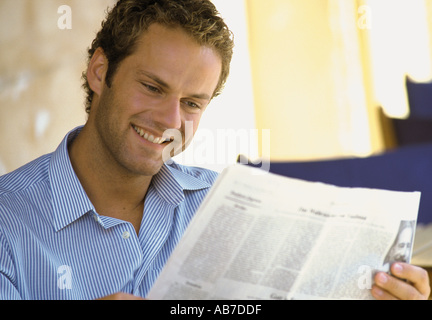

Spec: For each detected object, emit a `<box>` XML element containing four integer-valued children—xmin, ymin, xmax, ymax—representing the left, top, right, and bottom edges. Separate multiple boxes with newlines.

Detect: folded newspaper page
<box><xmin>148</xmin><ymin>164</ymin><xmax>421</xmax><ymax>300</ymax></box>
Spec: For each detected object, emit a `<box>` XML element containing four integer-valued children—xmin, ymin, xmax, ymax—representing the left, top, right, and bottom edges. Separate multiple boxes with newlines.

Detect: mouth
<box><xmin>132</xmin><ymin>124</ymin><xmax>173</xmax><ymax>145</ymax></box>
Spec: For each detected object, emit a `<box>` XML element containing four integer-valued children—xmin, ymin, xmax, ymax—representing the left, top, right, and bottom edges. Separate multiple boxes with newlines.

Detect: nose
<box><xmin>154</xmin><ymin>96</ymin><xmax>182</xmax><ymax>130</ymax></box>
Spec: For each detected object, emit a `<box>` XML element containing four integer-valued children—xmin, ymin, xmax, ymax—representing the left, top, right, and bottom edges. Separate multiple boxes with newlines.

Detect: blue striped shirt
<box><xmin>0</xmin><ymin>126</ymin><xmax>218</xmax><ymax>300</ymax></box>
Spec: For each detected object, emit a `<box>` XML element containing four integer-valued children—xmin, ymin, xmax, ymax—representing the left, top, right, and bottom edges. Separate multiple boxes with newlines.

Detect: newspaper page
<box><xmin>147</xmin><ymin>164</ymin><xmax>421</xmax><ymax>300</ymax></box>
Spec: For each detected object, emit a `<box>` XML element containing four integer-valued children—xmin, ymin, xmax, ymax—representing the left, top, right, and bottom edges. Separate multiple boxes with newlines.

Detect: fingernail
<box><xmin>372</xmin><ymin>286</ymin><xmax>383</xmax><ymax>297</ymax></box>
<box><xmin>377</xmin><ymin>272</ymin><xmax>388</xmax><ymax>284</ymax></box>
<box><xmin>393</xmin><ymin>263</ymin><xmax>403</xmax><ymax>274</ymax></box>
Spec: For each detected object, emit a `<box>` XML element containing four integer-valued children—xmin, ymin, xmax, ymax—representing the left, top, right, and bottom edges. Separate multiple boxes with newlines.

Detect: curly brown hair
<box><xmin>82</xmin><ymin>0</ymin><xmax>234</xmax><ymax>114</ymax></box>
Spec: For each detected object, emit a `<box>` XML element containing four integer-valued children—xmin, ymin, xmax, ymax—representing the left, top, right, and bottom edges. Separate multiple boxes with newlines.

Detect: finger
<box><xmin>374</xmin><ymin>268</ymin><xmax>428</xmax><ymax>300</ymax></box>
<box><xmin>391</xmin><ymin>263</ymin><xmax>430</xmax><ymax>298</ymax></box>
<box><xmin>373</xmin><ymin>272</ymin><xmax>410</xmax><ymax>300</ymax></box>
<box><xmin>97</xmin><ymin>292</ymin><xmax>145</xmax><ymax>300</ymax></box>
<box><xmin>371</xmin><ymin>284</ymin><xmax>398</xmax><ymax>300</ymax></box>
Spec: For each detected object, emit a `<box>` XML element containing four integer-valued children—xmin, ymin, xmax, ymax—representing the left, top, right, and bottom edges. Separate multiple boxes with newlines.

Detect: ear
<box><xmin>86</xmin><ymin>47</ymin><xmax>108</xmax><ymax>97</ymax></box>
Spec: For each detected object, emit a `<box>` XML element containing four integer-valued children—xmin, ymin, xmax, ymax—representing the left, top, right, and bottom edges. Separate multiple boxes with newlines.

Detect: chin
<box><xmin>133</xmin><ymin>160</ymin><xmax>165</xmax><ymax>177</ymax></box>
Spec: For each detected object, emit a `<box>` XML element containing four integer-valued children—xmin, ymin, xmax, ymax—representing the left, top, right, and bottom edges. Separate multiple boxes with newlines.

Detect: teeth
<box><xmin>133</xmin><ymin>125</ymin><xmax>168</xmax><ymax>145</ymax></box>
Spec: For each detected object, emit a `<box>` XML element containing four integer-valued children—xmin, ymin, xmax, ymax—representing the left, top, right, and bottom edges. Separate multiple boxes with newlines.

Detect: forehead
<box><xmin>399</xmin><ymin>227</ymin><xmax>413</xmax><ymax>241</ymax></box>
<box><xmin>124</xmin><ymin>23</ymin><xmax>222</xmax><ymax>94</ymax></box>
<box><xmin>133</xmin><ymin>23</ymin><xmax>218</xmax><ymax>58</ymax></box>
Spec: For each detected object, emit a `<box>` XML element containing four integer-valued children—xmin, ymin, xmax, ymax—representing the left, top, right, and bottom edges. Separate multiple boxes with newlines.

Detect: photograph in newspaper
<box><xmin>380</xmin><ymin>220</ymin><xmax>416</xmax><ymax>273</ymax></box>
<box><xmin>147</xmin><ymin>164</ymin><xmax>421</xmax><ymax>300</ymax></box>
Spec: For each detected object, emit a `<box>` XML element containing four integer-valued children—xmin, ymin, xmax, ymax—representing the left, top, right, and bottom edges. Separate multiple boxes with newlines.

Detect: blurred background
<box><xmin>1</xmin><ymin>0</ymin><xmax>432</xmax><ymax>174</ymax></box>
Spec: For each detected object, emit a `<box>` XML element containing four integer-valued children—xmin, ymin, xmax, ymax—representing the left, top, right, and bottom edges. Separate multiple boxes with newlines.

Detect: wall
<box><xmin>246</xmin><ymin>0</ymin><xmax>372</xmax><ymax>161</ymax></box>
<box><xmin>0</xmin><ymin>0</ymin><xmax>116</xmax><ymax>174</ymax></box>
<box><xmin>246</xmin><ymin>0</ymin><xmax>432</xmax><ymax>161</ymax></box>
<box><xmin>365</xmin><ymin>0</ymin><xmax>432</xmax><ymax>118</ymax></box>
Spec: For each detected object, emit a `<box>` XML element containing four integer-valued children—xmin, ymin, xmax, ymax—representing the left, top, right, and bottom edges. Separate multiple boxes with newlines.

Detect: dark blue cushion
<box><xmin>406</xmin><ymin>76</ymin><xmax>432</xmax><ymax>119</ymax></box>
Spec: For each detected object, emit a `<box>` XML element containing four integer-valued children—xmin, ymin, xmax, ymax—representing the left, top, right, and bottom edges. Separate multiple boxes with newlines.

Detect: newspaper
<box><xmin>148</xmin><ymin>164</ymin><xmax>421</xmax><ymax>300</ymax></box>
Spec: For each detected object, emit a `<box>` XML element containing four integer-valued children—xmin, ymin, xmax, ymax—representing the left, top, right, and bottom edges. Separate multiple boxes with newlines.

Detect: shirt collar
<box><xmin>152</xmin><ymin>163</ymin><xmax>213</xmax><ymax>206</ymax></box>
<box><xmin>49</xmin><ymin>126</ymin><xmax>212</xmax><ymax>231</ymax></box>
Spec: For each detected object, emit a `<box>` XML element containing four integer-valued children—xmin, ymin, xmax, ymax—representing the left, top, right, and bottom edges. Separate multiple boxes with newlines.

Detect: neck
<box><xmin>68</xmin><ymin>125</ymin><xmax>152</xmax><ymax>234</ymax></box>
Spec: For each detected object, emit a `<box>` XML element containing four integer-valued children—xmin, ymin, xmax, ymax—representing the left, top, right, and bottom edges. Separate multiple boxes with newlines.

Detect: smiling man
<box><xmin>70</xmin><ymin>23</ymin><xmax>222</xmax><ymax>236</ymax></box>
<box><xmin>0</xmin><ymin>0</ymin><xmax>430</xmax><ymax>300</ymax></box>
<box><xmin>0</xmin><ymin>0</ymin><xmax>233</xmax><ymax>299</ymax></box>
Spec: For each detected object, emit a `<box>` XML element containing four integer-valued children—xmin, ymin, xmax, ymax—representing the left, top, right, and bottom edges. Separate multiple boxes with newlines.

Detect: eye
<box><xmin>184</xmin><ymin>101</ymin><xmax>200</xmax><ymax>109</ymax></box>
<box><xmin>142</xmin><ymin>82</ymin><xmax>161</xmax><ymax>94</ymax></box>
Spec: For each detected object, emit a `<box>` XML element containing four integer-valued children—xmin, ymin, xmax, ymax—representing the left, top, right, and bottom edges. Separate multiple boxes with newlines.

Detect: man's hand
<box><xmin>372</xmin><ymin>263</ymin><xmax>430</xmax><ymax>300</ymax></box>
<box><xmin>97</xmin><ymin>292</ymin><xmax>145</xmax><ymax>300</ymax></box>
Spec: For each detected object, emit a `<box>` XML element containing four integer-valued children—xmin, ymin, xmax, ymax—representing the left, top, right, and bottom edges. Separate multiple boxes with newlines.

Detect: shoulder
<box><xmin>0</xmin><ymin>154</ymin><xmax>52</xmax><ymax>228</ymax></box>
<box><xmin>0</xmin><ymin>154</ymin><xmax>51</xmax><ymax>197</ymax></box>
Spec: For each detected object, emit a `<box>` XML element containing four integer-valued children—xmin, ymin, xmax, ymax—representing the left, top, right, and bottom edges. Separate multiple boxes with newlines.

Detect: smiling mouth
<box><xmin>132</xmin><ymin>124</ymin><xmax>173</xmax><ymax>145</ymax></box>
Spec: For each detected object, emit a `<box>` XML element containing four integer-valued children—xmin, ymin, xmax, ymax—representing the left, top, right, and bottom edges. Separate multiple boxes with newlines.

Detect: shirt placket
<box><xmin>132</xmin><ymin>195</ymin><xmax>177</xmax><ymax>294</ymax></box>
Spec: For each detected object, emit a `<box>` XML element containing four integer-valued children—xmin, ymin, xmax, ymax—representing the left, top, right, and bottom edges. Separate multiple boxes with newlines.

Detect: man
<box><xmin>0</xmin><ymin>0</ymin><xmax>429</xmax><ymax>300</ymax></box>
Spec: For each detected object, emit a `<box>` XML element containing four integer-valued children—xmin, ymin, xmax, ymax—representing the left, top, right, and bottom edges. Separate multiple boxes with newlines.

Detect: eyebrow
<box><xmin>136</xmin><ymin>70</ymin><xmax>212</xmax><ymax>101</ymax></box>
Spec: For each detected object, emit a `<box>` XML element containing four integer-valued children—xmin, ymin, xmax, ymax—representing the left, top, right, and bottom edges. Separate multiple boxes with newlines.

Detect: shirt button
<box><xmin>93</xmin><ymin>214</ymin><xmax>102</xmax><ymax>224</ymax></box>
<box><xmin>122</xmin><ymin>231</ymin><xmax>131</xmax><ymax>240</ymax></box>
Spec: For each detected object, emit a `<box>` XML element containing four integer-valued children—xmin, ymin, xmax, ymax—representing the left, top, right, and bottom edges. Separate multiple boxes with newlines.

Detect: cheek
<box><xmin>182</xmin><ymin>114</ymin><xmax>202</xmax><ymax>137</ymax></box>
<box><xmin>118</xmin><ymin>90</ymin><xmax>143</xmax><ymax>114</ymax></box>
<box><xmin>108</xmin><ymin>81</ymin><xmax>144</xmax><ymax>112</ymax></box>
